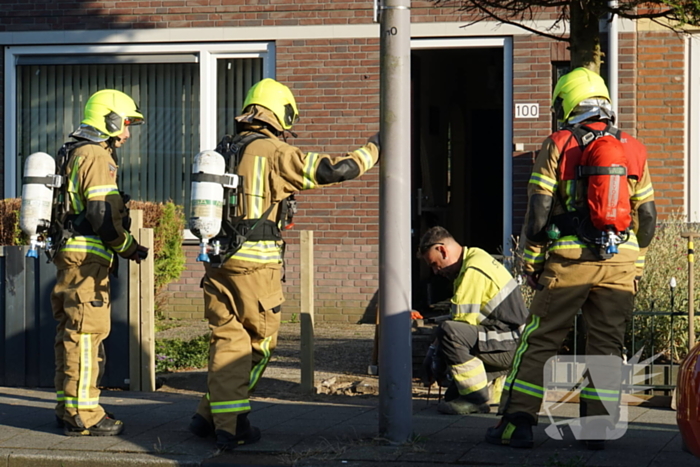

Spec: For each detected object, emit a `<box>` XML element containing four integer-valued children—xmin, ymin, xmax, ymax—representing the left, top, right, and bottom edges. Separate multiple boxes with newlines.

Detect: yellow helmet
<box><xmin>82</xmin><ymin>89</ymin><xmax>144</xmax><ymax>137</ymax></box>
<box><xmin>242</xmin><ymin>78</ymin><xmax>299</xmax><ymax>130</ymax></box>
<box><xmin>551</xmin><ymin>68</ymin><xmax>610</xmax><ymax>123</ymax></box>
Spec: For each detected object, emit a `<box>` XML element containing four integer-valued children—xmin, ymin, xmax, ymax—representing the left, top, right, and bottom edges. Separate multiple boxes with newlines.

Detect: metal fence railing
<box><xmin>552</xmin><ymin>309</ymin><xmax>684</xmax><ymax>396</ymax></box>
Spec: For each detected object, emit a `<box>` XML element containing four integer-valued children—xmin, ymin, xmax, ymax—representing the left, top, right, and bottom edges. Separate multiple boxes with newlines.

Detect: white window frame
<box><xmin>4</xmin><ymin>42</ymin><xmax>275</xmax><ymax>198</ymax></box>
<box><xmin>410</xmin><ymin>37</ymin><xmax>514</xmax><ymax>258</ymax></box>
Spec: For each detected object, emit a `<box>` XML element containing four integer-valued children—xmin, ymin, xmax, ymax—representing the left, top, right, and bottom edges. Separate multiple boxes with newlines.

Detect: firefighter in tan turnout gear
<box><xmin>418</xmin><ymin>227</ymin><xmax>529</xmax><ymax>415</ymax></box>
<box><xmin>189</xmin><ymin>78</ymin><xmax>380</xmax><ymax>449</ymax></box>
<box><xmin>486</xmin><ymin>68</ymin><xmax>657</xmax><ymax>450</ymax></box>
<box><xmin>51</xmin><ymin>89</ymin><xmax>148</xmax><ymax>436</ymax></box>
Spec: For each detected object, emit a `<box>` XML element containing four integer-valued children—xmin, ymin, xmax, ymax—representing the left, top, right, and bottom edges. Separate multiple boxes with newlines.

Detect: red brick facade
<box><xmin>1</xmin><ymin>2</ymin><xmax>687</xmax><ymax>321</ymax></box>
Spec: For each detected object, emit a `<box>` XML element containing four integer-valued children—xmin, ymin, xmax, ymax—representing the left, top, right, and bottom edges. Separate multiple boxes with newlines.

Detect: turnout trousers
<box><xmin>52</xmin><ymin>262</ymin><xmax>111</xmax><ymax>428</ymax></box>
<box><xmin>196</xmin><ymin>261</ymin><xmax>284</xmax><ymax>436</ymax></box>
<box><xmin>500</xmin><ymin>255</ymin><xmax>636</xmax><ymax>427</ymax></box>
<box><xmin>437</xmin><ymin>320</ymin><xmax>515</xmax><ymax>404</ymax></box>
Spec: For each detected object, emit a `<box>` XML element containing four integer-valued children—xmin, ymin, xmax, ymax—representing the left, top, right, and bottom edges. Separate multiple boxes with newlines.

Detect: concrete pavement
<box><xmin>0</xmin><ymin>385</ymin><xmax>698</xmax><ymax>467</ymax></box>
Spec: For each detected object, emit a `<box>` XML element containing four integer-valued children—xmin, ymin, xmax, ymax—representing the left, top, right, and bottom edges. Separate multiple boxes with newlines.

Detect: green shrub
<box><xmin>129</xmin><ymin>200</ymin><xmax>187</xmax><ymax>314</ymax></box>
<box><xmin>129</xmin><ymin>201</ymin><xmax>186</xmax><ymax>289</ymax></box>
<box><xmin>155</xmin><ymin>334</ymin><xmax>210</xmax><ymax>373</ymax></box>
<box><xmin>632</xmin><ymin>213</ymin><xmax>700</xmax><ymax>362</ymax></box>
<box><xmin>0</xmin><ymin>198</ymin><xmax>25</xmax><ymax>246</ymax></box>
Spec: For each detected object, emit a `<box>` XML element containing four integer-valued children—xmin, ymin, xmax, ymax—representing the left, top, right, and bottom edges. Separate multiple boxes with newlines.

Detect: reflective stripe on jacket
<box><xmin>451</xmin><ymin>247</ymin><xmax>530</xmax><ymax>352</ymax></box>
<box><xmin>55</xmin><ymin>141</ymin><xmax>136</xmax><ymax>268</ymax></box>
<box><xmin>522</xmin><ymin>121</ymin><xmax>655</xmax><ymax>274</ymax></box>
<box><xmin>227</xmin><ymin>114</ymin><xmax>379</xmax><ymax>266</ymax></box>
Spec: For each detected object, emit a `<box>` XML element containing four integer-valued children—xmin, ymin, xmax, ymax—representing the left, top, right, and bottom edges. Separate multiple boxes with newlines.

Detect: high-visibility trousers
<box><xmin>51</xmin><ymin>262</ymin><xmax>111</xmax><ymax>428</ymax></box>
<box><xmin>501</xmin><ymin>255</ymin><xmax>635</xmax><ymax>426</ymax></box>
<box><xmin>196</xmin><ymin>262</ymin><xmax>283</xmax><ymax>436</ymax></box>
<box><xmin>437</xmin><ymin>320</ymin><xmax>516</xmax><ymax>404</ymax></box>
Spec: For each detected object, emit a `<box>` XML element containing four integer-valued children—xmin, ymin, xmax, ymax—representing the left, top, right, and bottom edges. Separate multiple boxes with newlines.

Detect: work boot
<box><xmin>189</xmin><ymin>413</ymin><xmax>215</xmax><ymax>438</ymax></box>
<box><xmin>437</xmin><ymin>397</ymin><xmax>490</xmax><ymax>415</ymax></box>
<box><xmin>443</xmin><ymin>383</ymin><xmax>459</xmax><ymax>402</ymax></box>
<box><xmin>56</xmin><ymin>410</ymin><xmax>115</xmax><ymax>429</ymax></box>
<box><xmin>584</xmin><ymin>440</ymin><xmax>605</xmax><ymax>451</ymax></box>
<box><xmin>64</xmin><ymin>414</ymin><xmax>124</xmax><ymax>437</ymax></box>
<box><xmin>580</xmin><ymin>416</ymin><xmax>612</xmax><ymax>450</ymax></box>
<box><xmin>485</xmin><ymin>413</ymin><xmax>534</xmax><ymax>449</ymax></box>
<box><xmin>215</xmin><ymin>413</ymin><xmax>261</xmax><ymax>450</ymax></box>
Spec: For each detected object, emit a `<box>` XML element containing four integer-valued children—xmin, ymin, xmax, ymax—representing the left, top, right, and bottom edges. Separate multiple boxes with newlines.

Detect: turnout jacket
<box><xmin>224</xmin><ymin>113</ymin><xmax>379</xmax><ymax>267</ymax></box>
<box><xmin>523</xmin><ymin>121</ymin><xmax>656</xmax><ymax>277</ymax></box>
<box><xmin>54</xmin><ymin>141</ymin><xmax>137</xmax><ymax>269</ymax></box>
<box><xmin>451</xmin><ymin>247</ymin><xmax>529</xmax><ymax>352</ymax></box>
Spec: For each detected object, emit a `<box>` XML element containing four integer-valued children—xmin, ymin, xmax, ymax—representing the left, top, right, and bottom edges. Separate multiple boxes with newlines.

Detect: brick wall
<box><xmin>2</xmin><ymin>1</ymin><xmax>689</xmax><ymax>320</ymax></box>
<box><xmin>636</xmin><ymin>30</ymin><xmax>686</xmax><ymax>216</ymax></box>
<box><xmin>0</xmin><ymin>1</ymin><xmax>491</xmax><ymax>31</ymax></box>
<box><xmin>163</xmin><ymin>245</ymin><xmax>206</xmax><ymax>320</ymax></box>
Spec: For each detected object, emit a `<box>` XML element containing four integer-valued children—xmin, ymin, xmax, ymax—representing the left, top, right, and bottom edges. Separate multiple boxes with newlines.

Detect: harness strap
<box><xmin>577</xmin><ymin>166</ymin><xmax>627</xmax><ymax>177</ymax></box>
<box><xmin>46</xmin><ymin>140</ymin><xmax>99</xmax><ymax>262</ymax></box>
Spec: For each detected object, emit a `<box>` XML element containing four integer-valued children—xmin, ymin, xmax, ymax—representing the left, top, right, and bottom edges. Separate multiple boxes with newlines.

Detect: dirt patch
<box><xmin>156</xmin><ymin>320</ymin><xmax>385</xmax><ymax>400</ymax></box>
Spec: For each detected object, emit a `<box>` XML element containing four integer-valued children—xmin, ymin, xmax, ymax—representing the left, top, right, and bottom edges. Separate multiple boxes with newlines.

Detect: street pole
<box><xmin>378</xmin><ymin>0</ymin><xmax>413</xmax><ymax>443</ymax></box>
<box><xmin>682</xmin><ymin>231</ymin><xmax>698</xmax><ymax>352</ymax></box>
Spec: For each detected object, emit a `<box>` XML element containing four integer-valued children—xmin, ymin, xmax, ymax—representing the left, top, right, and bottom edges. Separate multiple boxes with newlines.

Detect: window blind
<box><xmin>17</xmin><ymin>62</ymin><xmax>200</xmax><ymax>209</ymax></box>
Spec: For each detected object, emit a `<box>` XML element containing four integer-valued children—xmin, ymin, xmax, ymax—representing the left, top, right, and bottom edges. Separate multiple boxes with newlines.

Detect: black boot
<box><xmin>215</xmin><ymin>413</ymin><xmax>261</xmax><ymax>450</ymax></box>
<box><xmin>585</xmin><ymin>439</ymin><xmax>605</xmax><ymax>450</ymax></box>
<box><xmin>437</xmin><ymin>396</ymin><xmax>490</xmax><ymax>415</ymax></box>
<box><xmin>189</xmin><ymin>413</ymin><xmax>215</xmax><ymax>438</ymax></box>
<box><xmin>485</xmin><ymin>413</ymin><xmax>535</xmax><ymax>449</ymax></box>
<box><xmin>64</xmin><ymin>414</ymin><xmax>124</xmax><ymax>437</ymax></box>
<box><xmin>57</xmin><ymin>410</ymin><xmax>115</xmax><ymax>429</ymax></box>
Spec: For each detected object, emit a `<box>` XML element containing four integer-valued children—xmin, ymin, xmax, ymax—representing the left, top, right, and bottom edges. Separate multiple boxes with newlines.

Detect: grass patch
<box><xmin>155</xmin><ymin>334</ymin><xmax>210</xmax><ymax>373</ymax></box>
<box><xmin>155</xmin><ymin>317</ymin><xmax>183</xmax><ymax>333</ymax></box>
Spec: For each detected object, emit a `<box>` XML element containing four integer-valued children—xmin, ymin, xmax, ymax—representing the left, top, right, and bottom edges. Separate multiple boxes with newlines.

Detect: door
<box><xmin>411</xmin><ymin>46</ymin><xmax>506</xmax><ymax>312</ymax></box>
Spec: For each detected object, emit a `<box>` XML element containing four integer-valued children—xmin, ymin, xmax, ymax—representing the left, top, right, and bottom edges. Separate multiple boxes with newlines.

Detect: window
<box><xmin>217</xmin><ymin>58</ymin><xmax>264</xmax><ymax>137</ymax></box>
<box><xmin>17</xmin><ymin>60</ymin><xmax>200</xmax><ymax>208</ymax></box>
<box><xmin>6</xmin><ymin>43</ymin><xmax>274</xmax><ymax>214</ymax></box>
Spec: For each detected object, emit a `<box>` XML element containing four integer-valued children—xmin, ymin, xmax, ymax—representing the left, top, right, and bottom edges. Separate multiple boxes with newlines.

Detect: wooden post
<box><xmin>682</xmin><ymin>231</ymin><xmax>699</xmax><ymax>352</ymax></box>
<box><xmin>128</xmin><ymin>210</ymin><xmax>143</xmax><ymax>391</ymax></box>
<box><xmin>139</xmin><ymin>227</ymin><xmax>156</xmax><ymax>392</ymax></box>
<box><xmin>300</xmin><ymin>231</ymin><xmax>315</xmax><ymax>394</ymax></box>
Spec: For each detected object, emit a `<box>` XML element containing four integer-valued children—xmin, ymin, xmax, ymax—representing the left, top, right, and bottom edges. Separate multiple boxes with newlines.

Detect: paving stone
<box><xmin>0</xmin><ymin>386</ymin><xmax>695</xmax><ymax>467</ymax></box>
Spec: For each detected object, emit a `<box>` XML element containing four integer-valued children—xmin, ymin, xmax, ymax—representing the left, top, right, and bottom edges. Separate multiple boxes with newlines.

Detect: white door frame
<box><xmin>689</xmin><ymin>36</ymin><xmax>700</xmax><ymax>221</ymax></box>
<box><xmin>410</xmin><ymin>37</ymin><xmax>514</xmax><ymax>256</ymax></box>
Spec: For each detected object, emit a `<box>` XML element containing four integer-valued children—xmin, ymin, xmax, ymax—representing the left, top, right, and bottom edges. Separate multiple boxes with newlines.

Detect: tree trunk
<box><xmin>569</xmin><ymin>0</ymin><xmax>604</xmax><ymax>73</ymax></box>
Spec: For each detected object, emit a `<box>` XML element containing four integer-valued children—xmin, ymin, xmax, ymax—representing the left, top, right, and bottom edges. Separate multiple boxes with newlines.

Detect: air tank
<box><xmin>190</xmin><ymin>150</ymin><xmax>226</xmax><ymax>262</ymax></box>
<box><xmin>19</xmin><ymin>152</ymin><xmax>59</xmax><ymax>258</ymax></box>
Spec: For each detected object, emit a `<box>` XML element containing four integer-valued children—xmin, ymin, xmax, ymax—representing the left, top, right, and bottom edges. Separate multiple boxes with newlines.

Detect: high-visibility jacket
<box><xmin>225</xmin><ymin>113</ymin><xmax>379</xmax><ymax>266</ymax></box>
<box><xmin>451</xmin><ymin>247</ymin><xmax>529</xmax><ymax>352</ymax></box>
<box><xmin>523</xmin><ymin>121</ymin><xmax>655</xmax><ymax>276</ymax></box>
<box><xmin>53</xmin><ymin>140</ymin><xmax>137</xmax><ymax>269</ymax></box>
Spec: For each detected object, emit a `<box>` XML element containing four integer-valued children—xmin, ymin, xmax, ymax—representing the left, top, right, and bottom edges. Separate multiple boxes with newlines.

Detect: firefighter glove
<box><xmin>128</xmin><ymin>244</ymin><xmax>149</xmax><ymax>264</ymax></box>
<box><xmin>367</xmin><ymin>132</ymin><xmax>380</xmax><ymax>152</ymax></box>
<box><xmin>526</xmin><ymin>271</ymin><xmax>543</xmax><ymax>291</ymax></box>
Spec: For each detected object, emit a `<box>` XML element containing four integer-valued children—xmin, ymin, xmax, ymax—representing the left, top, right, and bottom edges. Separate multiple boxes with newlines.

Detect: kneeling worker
<box><xmin>418</xmin><ymin>226</ymin><xmax>529</xmax><ymax>414</ymax></box>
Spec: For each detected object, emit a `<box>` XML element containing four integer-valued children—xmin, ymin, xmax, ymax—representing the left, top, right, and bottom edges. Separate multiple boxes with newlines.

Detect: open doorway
<box><xmin>411</xmin><ymin>46</ymin><xmax>505</xmax><ymax>313</ymax></box>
